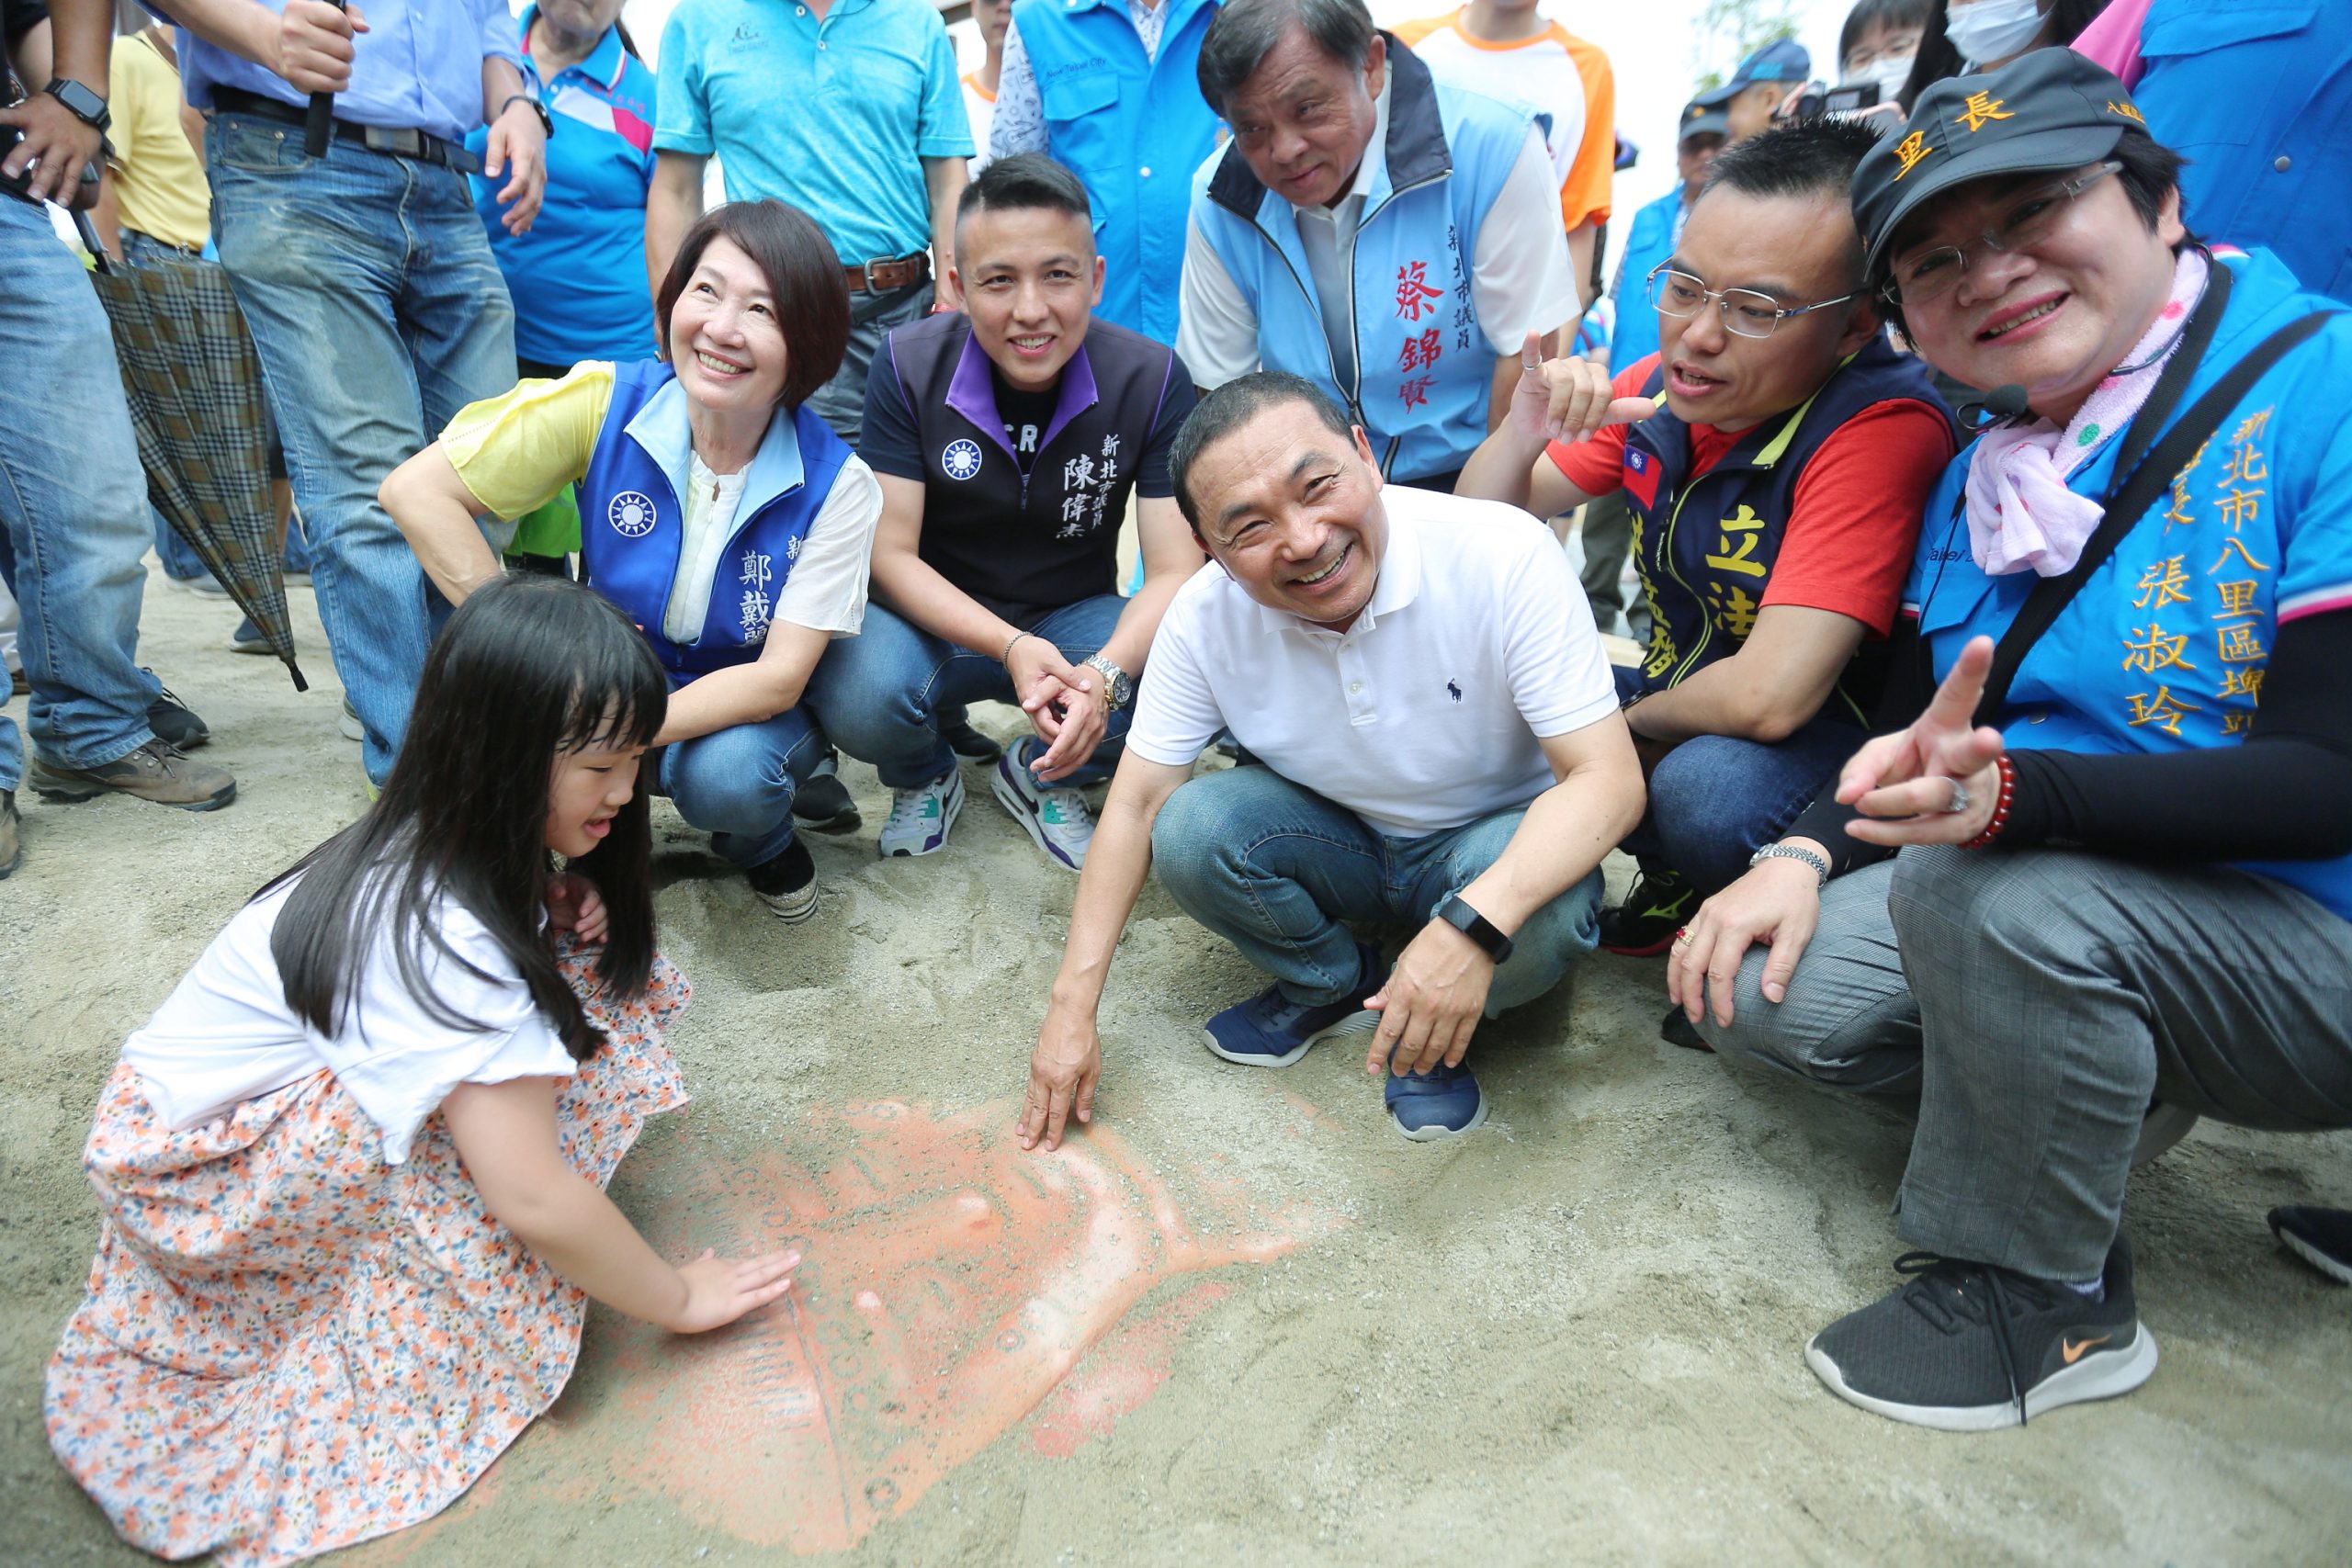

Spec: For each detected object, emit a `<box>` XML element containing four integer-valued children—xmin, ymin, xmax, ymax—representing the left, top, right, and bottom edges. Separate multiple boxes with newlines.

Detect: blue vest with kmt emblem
<box><xmin>1191</xmin><ymin>40</ymin><xmax>1533</xmax><ymax>483</ymax></box>
<box><xmin>1620</xmin><ymin>333</ymin><xmax>1945</xmax><ymax>722</ymax></box>
<box><xmin>579</xmin><ymin>359</ymin><xmax>852</xmax><ymax>682</ymax></box>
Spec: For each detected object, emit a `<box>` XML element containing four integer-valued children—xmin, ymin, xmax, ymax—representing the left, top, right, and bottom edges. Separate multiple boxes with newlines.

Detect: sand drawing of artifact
<box><xmin>370</xmin><ymin>1099</ymin><xmax>1336</xmax><ymax>1558</ymax></box>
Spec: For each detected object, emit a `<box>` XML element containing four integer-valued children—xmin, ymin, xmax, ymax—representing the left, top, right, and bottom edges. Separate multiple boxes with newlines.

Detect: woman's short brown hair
<box><xmin>654</xmin><ymin>201</ymin><xmax>850</xmax><ymax>411</ymax></box>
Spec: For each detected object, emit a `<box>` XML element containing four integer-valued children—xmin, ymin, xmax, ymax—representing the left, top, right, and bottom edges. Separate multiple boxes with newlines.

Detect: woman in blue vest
<box><xmin>382</xmin><ymin>202</ymin><xmax>884</xmax><ymax>923</ymax></box>
<box><xmin>1669</xmin><ymin>54</ymin><xmax>2352</xmax><ymax>1431</ymax></box>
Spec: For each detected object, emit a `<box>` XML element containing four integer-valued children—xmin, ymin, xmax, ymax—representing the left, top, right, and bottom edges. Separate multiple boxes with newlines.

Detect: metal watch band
<box><xmin>1082</xmin><ymin>654</ymin><xmax>1132</xmax><ymax>710</ymax></box>
<box><xmin>1749</xmin><ymin>842</ymin><xmax>1830</xmax><ymax>887</ymax></box>
<box><xmin>1437</xmin><ymin>893</ymin><xmax>1515</xmax><ymax>965</ymax></box>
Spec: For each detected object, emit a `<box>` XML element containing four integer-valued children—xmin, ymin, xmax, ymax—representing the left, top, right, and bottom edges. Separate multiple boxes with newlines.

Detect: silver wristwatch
<box><xmin>1749</xmin><ymin>842</ymin><xmax>1830</xmax><ymax>887</ymax></box>
<box><xmin>1082</xmin><ymin>654</ymin><xmax>1134</xmax><ymax>710</ymax></box>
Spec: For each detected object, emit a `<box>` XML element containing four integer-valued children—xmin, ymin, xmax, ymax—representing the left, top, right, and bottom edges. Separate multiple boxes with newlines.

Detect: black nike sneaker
<box><xmin>1805</xmin><ymin>1237</ymin><xmax>2157</xmax><ymax>1431</ymax></box>
<box><xmin>1598</xmin><ymin>865</ymin><xmax>1697</xmax><ymax>956</ymax></box>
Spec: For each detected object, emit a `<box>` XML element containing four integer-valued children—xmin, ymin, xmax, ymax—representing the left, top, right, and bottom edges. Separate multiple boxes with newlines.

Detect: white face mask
<box><xmin>1839</xmin><ymin>52</ymin><xmax>1916</xmax><ymax>102</ymax></box>
<box><xmin>1946</xmin><ymin>0</ymin><xmax>2047</xmax><ymax>67</ymax></box>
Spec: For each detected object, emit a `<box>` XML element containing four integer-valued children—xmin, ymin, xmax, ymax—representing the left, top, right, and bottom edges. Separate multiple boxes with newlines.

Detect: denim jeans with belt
<box><xmin>0</xmin><ymin>196</ymin><xmax>163</xmax><ymax>791</ymax></box>
<box><xmin>805</xmin><ymin>279</ymin><xmax>932</xmax><ymax>448</ymax></box>
<box><xmin>1149</xmin><ymin>763</ymin><xmax>1603</xmax><ymax>1011</ymax></box>
<box><xmin>806</xmin><ymin>595</ymin><xmax>1130</xmax><ymax>791</ymax></box>
<box><xmin>208</xmin><ymin>114</ymin><xmax>516</xmax><ymax>785</ymax></box>
<box><xmin>654</xmin><ymin>705</ymin><xmax>827</xmax><ymax>870</ymax></box>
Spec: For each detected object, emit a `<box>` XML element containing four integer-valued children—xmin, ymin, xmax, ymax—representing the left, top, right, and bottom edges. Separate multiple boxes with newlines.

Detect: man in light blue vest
<box><xmin>1176</xmin><ymin>0</ymin><xmax>1577</xmax><ymax>491</ymax></box>
<box><xmin>988</xmin><ymin>0</ymin><xmax>1223</xmax><ymax>347</ymax></box>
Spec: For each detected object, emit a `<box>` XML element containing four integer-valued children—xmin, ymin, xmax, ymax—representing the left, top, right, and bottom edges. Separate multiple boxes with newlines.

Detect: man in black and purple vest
<box><xmin>808</xmin><ymin>154</ymin><xmax>1201</xmax><ymax>873</ymax></box>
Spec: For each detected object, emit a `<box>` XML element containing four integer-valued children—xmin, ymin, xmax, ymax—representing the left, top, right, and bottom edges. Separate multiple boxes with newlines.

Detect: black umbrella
<box><xmin>84</xmin><ymin>231</ymin><xmax>307</xmax><ymax>691</ymax></box>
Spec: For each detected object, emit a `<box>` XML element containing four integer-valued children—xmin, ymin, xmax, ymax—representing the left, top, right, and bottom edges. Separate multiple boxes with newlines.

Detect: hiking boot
<box><xmin>879</xmin><ymin>767</ymin><xmax>963</xmax><ymax>858</ymax></box>
<box><xmin>1598</xmin><ymin>865</ymin><xmax>1698</xmax><ymax>956</ymax></box>
<box><xmin>791</xmin><ymin>755</ymin><xmax>862</xmax><ymax>835</ymax></box>
<box><xmin>745</xmin><ymin>838</ymin><xmax>819</xmax><ymax>922</ymax></box>
<box><xmin>2269</xmin><ymin>1206</ymin><xmax>2352</xmax><ymax>1284</ymax></box>
<box><xmin>1203</xmin><ymin>942</ymin><xmax>1383</xmax><ymax>1067</ymax></box>
<box><xmin>28</xmin><ymin>739</ymin><xmax>235</xmax><ymax>811</ymax></box>
<box><xmin>944</xmin><ymin>717</ymin><xmax>1002</xmax><ymax>762</ymax></box>
<box><xmin>1805</xmin><ymin>1237</ymin><xmax>2157</xmax><ymax>1431</ymax></box>
<box><xmin>0</xmin><ymin>789</ymin><xmax>18</xmax><ymax>878</ymax></box>
<box><xmin>1385</xmin><ymin>1055</ymin><xmax>1489</xmax><ymax>1142</ymax></box>
<box><xmin>142</xmin><ymin>678</ymin><xmax>210</xmax><ymax>750</ymax></box>
<box><xmin>990</xmin><ymin>745</ymin><xmax>1093</xmax><ymax>873</ymax></box>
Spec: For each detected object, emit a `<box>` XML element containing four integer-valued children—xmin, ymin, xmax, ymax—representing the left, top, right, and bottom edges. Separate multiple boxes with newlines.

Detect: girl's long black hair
<box><xmin>266</xmin><ymin>575</ymin><xmax>670</xmax><ymax>1061</ymax></box>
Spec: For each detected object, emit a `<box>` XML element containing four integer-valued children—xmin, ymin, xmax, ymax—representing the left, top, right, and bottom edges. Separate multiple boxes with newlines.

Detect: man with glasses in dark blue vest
<box><xmin>1459</xmin><ymin>118</ymin><xmax>1953</xmax><ymax>967</ymax></box>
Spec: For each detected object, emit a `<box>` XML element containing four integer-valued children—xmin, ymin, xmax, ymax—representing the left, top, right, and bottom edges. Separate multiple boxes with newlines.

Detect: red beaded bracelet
<box><xmin>1960</xmin><ymin>754</ymin><xmax>2016</xmax><ymax>849</ymax></box>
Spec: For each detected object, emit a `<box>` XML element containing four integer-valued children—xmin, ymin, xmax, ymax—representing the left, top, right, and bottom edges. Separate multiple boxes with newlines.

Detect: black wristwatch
<box><xmin>498</xmin><ymin>91</ymin><xmax>553</xmax><ymax>139</ymax></box>
<box><xmin>1435</xmin><ymin>893</ymin><xmax>1514</xmax><ymax>964</ymax></box>
<box><xmin>45</xmin><ymin>77</ymin><xmax>110</xmax><ymax>133</ymax></box>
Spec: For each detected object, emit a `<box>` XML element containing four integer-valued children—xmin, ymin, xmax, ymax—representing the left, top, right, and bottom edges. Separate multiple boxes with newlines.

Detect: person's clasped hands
<box><xmin>1508</xmin><ymin>330</ymin><xmax>1660</xmax><ymax>446</ymax></box>
<box><xmin>1003</xmin><ymin>632</ymin><xmax>1102</xmax><ymax>784</ymax></box>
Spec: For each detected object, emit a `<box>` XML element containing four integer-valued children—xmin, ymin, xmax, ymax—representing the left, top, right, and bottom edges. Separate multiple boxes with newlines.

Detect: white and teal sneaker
<box><xmin>878</xmin><ymin>767</ymin><xmax>964</xmax><ymax>858</ymax></box>
<box><xmin>989</xmin><ymin>748</ymin><xmax>1094</xmax><ymax>873</ymax></box>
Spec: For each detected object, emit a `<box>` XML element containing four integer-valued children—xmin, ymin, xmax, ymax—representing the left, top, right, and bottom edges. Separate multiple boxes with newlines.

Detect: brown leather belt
<box><xmin>845</xmin><ymin>252</ymin><xmax>931</xmax><ymax>293</ymax></box>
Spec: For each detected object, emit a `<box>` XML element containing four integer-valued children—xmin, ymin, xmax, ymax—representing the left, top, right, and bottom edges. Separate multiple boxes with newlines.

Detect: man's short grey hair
<box><xmin>1196</xmin><ymin>0</ymin><xmax>1378</xmax><ymax>119</ymax></box>
<box><xmin>1169</xmin><ymin>372</ymin><xmax>1355</xmax><ymax>530</ymax></box>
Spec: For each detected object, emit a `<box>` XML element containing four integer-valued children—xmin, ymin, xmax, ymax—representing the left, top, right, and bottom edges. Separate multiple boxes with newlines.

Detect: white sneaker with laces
<box><xmin>989</xmin><ymin>750</ymin><xmax>1093</xmax><ymax>872</ymax></box>
<box><xmin>878</xmin><ymin>767</ymin><xmax>963</xmax><ymax>857</ymax></box>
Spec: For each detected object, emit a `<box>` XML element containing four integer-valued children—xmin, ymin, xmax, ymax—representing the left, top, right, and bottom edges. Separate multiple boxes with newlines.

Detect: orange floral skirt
<box><xmin>45</xmin><ymin>951</ymin><xmax>691</xmax><ymax>1568</ymax></box>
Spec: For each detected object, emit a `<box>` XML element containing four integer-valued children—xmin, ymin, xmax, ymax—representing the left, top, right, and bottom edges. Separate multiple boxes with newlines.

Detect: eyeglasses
<box><xmin>1880</xmin><ymin>161</ymin><xmax>2123</xmax><ymax>307</ymax></box>
<box><xmin>1645</xmin><ymin>266</ymin><xmax>1860</xmax><ymax>340</ymax></box>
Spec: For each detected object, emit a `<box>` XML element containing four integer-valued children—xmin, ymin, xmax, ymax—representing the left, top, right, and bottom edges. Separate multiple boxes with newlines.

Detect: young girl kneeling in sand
<box><xmin>44</xmin><ymin>576</ymin><xmax>797</xmax><ymax>1567</ymax></box>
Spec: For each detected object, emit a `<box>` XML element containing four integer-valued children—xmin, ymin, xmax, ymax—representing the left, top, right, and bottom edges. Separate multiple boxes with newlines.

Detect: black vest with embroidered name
<box><xmin>880</xmin><ymin>311</ymin><xmax>1183</xmax><ymax>626</ymax></box>
<box><xmin>1621</xmin><ymin>333</ymin><xmax>1948</xmax><ymax>724</ymax></box>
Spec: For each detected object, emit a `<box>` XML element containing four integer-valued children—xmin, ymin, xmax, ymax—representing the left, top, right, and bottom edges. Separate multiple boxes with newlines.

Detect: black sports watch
<box><xmin>45</xmin><ymin>78</ymin><xmax>110</xmax><ymax>133</ymax></box>
<box><xmin>1435</xmin><ymin>893</ymin><xmax>1514</xmax><ymax>964</ymax></box>
<box><xmin>497</xmin><ymin>91</ymin><xmax>553</xmax><ymax>140</ymax></box>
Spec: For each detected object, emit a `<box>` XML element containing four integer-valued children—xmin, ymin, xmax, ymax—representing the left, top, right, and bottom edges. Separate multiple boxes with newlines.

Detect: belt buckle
<box><xmin>362</xmin><ymin>125</ymin><xmax>426</xmax><ymax>160</ymax></box>
<box><xmin>860</xmin><ymin>255</ymin><xmax>901</xmax><ymax>291</ymax></box>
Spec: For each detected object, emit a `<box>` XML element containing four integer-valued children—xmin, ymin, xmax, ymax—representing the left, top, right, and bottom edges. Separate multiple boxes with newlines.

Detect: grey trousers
<box><xmin>805</xmin><ymin>279</ymin><xmax>933</xmax><ymax>449</ymax></box>
<box><xmin>1702</xmin><ymin>847</ymin><xmax>2352</xmax><ymax>1280</ymax></box>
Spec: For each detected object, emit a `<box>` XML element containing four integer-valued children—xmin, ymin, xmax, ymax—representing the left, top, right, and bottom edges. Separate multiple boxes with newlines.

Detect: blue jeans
<box><xmin>0</xmin><ymin>196</ymin><xmax>163</xmax><ymax>791</ymax></box>
<box><xmin>654</xmin><ymin>705</ymin><xmax>826</xmax><ymax>869</ymax></box>
<box><xmin>209</xmin><ymin>115</ymin><xmax>516</xmax><ymax>785</ymax></box>
<box><xmin>1613</xmin><ymin>666</ymin><xmax>1861</xmax><ymax>894</ymax></box>
<box><xmin>806</xmin><ymin>595</ymin><xmax>1131</xmax><ymax>790</ymax></box>
<box><xmin>1150</xmin><ymin>764</ymin><xmax>1603</xmax><ymax>1011</ymax></box>
<box><xmin>805</xmin><ymin>281</ymin><xmax>932</xmax><ymax>447</ymax></box>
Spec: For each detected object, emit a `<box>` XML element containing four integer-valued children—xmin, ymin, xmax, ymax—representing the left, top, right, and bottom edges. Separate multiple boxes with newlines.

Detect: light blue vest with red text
<box><xmin>579</xmin><ymin>359</ymin><xmax>851</xmax><ymax>682</ymax></box>
<box><xmin>1190</xmin><ymin>39</ymin><xmax>1533</xmax><ymax>482</ymax></box>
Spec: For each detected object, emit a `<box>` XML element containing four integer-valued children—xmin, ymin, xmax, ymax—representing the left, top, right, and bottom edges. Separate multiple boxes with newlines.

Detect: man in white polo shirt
<box><xmin>1017</xmin><ymin>372</ymin><xmax>1644</xmax><ymax>1150</ymax></box>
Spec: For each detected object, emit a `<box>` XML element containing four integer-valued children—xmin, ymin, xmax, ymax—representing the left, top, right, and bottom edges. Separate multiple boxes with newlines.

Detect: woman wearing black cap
<box><xmin>1668</xmin><ymin>49</ymin><xmax>2352</xmax><ymax>1432</ymax></box>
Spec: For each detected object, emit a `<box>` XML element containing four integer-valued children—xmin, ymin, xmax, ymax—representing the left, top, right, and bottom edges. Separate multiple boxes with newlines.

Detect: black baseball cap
<box><xmin>1678</xmin><ymin>100</ymin><xmax>1730</xmax><ymax>146</ymax></box>
<box><xmin>1852</xmin><ymin>50</ymin><xmax>2154</xmax><ymax>276</ymax></box>
<box><xmin>1690</xmin><ymin>39</ymin><xmax>1811</xmax><ymax>108</ymax></box>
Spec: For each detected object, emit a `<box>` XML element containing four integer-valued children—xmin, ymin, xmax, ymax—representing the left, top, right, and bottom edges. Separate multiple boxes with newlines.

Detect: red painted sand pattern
<box><xmin>361</xmin><ymin>1099</ymin><xmax>1335</xmax><ymax>1558</ymax></box>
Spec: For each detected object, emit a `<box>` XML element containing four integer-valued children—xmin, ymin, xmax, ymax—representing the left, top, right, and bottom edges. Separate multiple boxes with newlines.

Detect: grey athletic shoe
<box><xmin>28</xmin><ymin>739</ymin><xmax>236</xmax><ymax>811</ymax></box>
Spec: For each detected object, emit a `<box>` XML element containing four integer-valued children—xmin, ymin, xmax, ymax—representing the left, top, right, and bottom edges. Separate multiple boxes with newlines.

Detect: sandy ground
<box><xmin>5</xmin><ymin>564</ymin><xmax>2351</xmax><ymax>1568</ymax></box>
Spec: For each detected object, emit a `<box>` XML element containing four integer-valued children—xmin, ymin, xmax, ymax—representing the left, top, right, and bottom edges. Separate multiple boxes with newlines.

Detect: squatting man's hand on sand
<box><xmin>1366</xmin><ymin>919</ymin><xmax>1495</xmax><ymax>1077</ymax></box>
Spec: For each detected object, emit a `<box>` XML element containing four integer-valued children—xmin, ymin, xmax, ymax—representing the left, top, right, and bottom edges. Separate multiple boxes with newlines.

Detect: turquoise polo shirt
<box><xmin>1903</xmin><ymin>248</ymin><xmax>2352</xmax><ymax>920</ymax></box>
<box><xmin>655</xmin><ymin>0</ymin><xmax>972</xmax><ymax>265</ymax></box>
<box><xmin>469</xmin><ymin>15</ymin><xmax>659</xmax><ymax>364</ymax></box>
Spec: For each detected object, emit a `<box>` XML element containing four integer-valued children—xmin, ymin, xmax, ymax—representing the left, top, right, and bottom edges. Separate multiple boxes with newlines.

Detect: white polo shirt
<box><xmin>1127</xmin><ymin>487</ymin><xmax>1619</xmax><ymax>838</ymax></box>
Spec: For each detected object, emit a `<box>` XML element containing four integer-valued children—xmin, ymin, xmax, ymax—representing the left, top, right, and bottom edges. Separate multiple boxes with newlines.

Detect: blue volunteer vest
<box><xmin>1192</xmin><ymin>39</ymin><xmax>1533</xmax><ymax>482</ymax></box>
<box><xmin>1607</xmin><ymin>185</ymin><xmax>1683</xmax><ymax>369</ymax></box>
<box><xmin>1621</xmin><ymin>333</ymin><xmax>1949</xmax><ymax>722</ymax></box>
<box><xmin>579</xmin><ymin>360</ymin><xmax>853</xmax><ymax>682</ymax></box>
<box><xmin>1906</xmin><ymin>248</ymin><xmax>2352</xmax><ymax>921</ymax></box>
<box><xmin>1012</xmin><ymin>0</ymin><xmax>1222</xmax><ymax>345</ymax></box>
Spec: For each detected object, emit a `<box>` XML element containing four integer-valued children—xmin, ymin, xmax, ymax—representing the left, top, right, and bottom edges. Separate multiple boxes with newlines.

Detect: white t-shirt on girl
<box><xmin>120</xmin><ymin>879</ymin><xmax>576</xmax><ymax>1163</ymax></box>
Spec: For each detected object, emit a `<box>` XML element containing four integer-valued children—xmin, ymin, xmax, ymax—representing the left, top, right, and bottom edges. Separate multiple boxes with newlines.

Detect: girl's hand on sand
<box><xmin>663</xmin><ymin>1247</ymin><xmax>800</xmax><ymax>1333</ymax></box>
<box><xmin>545</xmin><ymin>873</ymin><xmax>608</xmax><ymax>944</ymax></box>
